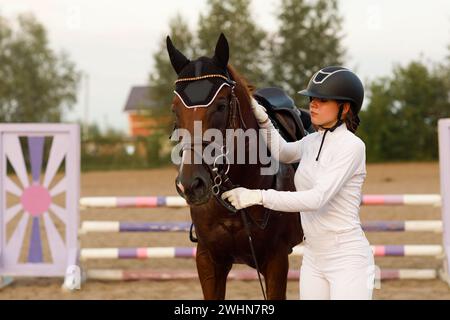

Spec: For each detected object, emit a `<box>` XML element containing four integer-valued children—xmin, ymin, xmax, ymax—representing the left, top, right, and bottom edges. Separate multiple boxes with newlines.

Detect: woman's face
<box><xmin>309</xmin><ymin>97</ymin><xmax>348</xmax><ymax>128</ymax></box>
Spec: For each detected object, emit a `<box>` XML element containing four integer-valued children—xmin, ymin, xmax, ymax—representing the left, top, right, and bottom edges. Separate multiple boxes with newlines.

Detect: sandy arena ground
<box><xmin>1</xmin><ymin>162</ymin><xmax>449</xmax><ymax>299</ymax></box>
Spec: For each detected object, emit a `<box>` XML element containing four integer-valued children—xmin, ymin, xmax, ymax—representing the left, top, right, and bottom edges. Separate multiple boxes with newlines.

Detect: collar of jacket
<box><xmin>317</xmin><ymin>122</ymin><xmax>347</xmax><ymax>135</ymax></box>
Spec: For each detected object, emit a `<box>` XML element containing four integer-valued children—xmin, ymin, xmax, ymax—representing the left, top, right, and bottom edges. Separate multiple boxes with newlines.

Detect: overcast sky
<box><xmin>0</xmin><ymin>0</ymin><xmax>449</xmax><ymax>133</ymax></box>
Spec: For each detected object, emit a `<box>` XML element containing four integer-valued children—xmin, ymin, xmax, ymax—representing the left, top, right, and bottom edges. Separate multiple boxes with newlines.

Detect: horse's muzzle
<box><xmin>176</xmin><ymin>176</ymin><xmax>211</xmax><ymax>206</ymax></box>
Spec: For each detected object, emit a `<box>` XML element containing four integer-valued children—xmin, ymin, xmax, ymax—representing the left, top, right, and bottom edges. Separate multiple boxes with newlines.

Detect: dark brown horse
<box><xmin>167</xmin><ymin>33</ymin><xmax>304</xmax><ymax>300</ymax></box>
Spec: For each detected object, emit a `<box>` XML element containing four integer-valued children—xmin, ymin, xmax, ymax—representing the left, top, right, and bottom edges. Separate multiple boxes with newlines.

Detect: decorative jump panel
<box><xmin>0</xmin><ymin>124</ymin><xmax>79</xmax><ymax>277</ymax></box>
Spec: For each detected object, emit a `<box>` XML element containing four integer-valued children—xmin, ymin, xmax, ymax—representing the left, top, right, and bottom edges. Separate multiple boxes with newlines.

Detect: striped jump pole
<box><xmin>294</xmin><ymin>245</ymin><xmax>444</xmax><ymax>257</ymax></box>
<box><xmin>362</xmin><ymin>220</ymin><xmax>442</xmax><ymax>233</ymax></box>
<box><xmin>362</xmin><ymin>194</ymin><xmax>441</xmax><ymax>206</ymax></box>
<box><xmin>80</xmin><ymin>247</ymin><xmax>197</xmax><ymax>260</ymax></box>
<box><xmin>86</xmin><ymin>268</ymin><xmax>438</xmax><ymax>281</ymax></box>
<box><xmin>370</xmin><ymin>245</ymin><xmax>443</xmax><ymax>257</ymax></box>
<box><xmin>79</xmin><ymin>221</ymin><xmax>191</xmax><ymax>234</ymax></box>
<box><xmin>80</xmin><ymin>245</ymin><xmax>444</xmax><ymax>261</ymax></box>
<box><xmin>79</xmin><ymin>194</ymin><xmax>441</xmax><ymax>209</ymax></box>
<box><xmin>79</xmin><ymin>220</ymin><xmax>443</xmax><ymax>234</ymax></box>
<box><xmin>79</xmin><ymin>196</ymin><xmax>187</xmax><ymax>209</ymax></box>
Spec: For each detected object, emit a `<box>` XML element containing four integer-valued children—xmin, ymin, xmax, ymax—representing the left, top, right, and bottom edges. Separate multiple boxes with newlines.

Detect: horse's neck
<box><xmin>227</xmin><ymin>101</ymin><xmax>273</xmax><ymax>189</ymax></box>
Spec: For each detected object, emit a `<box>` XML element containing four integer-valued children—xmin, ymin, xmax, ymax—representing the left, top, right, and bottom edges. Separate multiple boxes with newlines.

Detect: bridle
<box><xmin>171</xmin><ymin>71</ymin><xmax>271</xmax><ymax>299</ymax></box>
<box><xmin>173</xmin><ymin>72</ymin><xmax>250</xmax><ymax>213</ymax></box>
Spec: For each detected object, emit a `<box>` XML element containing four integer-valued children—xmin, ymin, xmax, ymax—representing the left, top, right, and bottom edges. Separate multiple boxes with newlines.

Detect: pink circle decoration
<box><xmin>20</xmin><ymin>185</ymin><xmax>51</xmax><ymax>217</ymax></box>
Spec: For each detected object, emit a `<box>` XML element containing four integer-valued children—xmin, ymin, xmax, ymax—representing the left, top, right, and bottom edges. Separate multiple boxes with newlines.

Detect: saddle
<box><xmin>253</xmin><ymin>87</ymin><xmax>315</xmax><ymax>144</ymax></box>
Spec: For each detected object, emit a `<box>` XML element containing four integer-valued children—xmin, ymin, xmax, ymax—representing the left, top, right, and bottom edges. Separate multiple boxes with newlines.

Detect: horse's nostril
<box><xmin>191</xmin><ymin>177</ymin><xmax>205</xmax><ymax>190</ymax></box>
<box><xmin>183</xmin><ymin>177</ymin><xmax>210</xmax><ymax>205</ymax></box>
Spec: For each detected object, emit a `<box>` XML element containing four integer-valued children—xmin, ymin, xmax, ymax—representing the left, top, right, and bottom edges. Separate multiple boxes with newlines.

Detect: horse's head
<box><xmin>167</xmin><ymin>33</ymin><xmax>255</xmax><ymax>206</ymax></box>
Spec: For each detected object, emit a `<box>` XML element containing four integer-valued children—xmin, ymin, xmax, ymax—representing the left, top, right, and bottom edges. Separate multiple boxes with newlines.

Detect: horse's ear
<box><xmin>213</xmin><ymin>33</ymin><xmax>229</xmax><ymax>69</ymax></box>
<box><xmin>166</xmin><ymin>36</ymin><xmax>190</xmax><ymax>75</ymax></box>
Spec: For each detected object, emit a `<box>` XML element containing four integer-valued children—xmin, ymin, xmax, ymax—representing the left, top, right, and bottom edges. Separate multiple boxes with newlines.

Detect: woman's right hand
<box><xmin>251</xmin><ymin>97</ymin><xmax>269</xmax><ymax>125</ymax></box>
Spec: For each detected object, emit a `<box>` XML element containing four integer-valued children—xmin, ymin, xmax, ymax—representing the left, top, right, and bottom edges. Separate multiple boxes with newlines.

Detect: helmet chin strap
<box><xmin>315</xmin><ymin>103</ymin><xmax>344</xmax><ymax>161</ymax></box>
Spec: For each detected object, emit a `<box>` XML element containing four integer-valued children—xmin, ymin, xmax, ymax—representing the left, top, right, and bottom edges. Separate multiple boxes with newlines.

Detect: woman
<box><xmin>221</xmin><ymin>66</ymin><xmax>375</xmax><ymax>300</ymax></box>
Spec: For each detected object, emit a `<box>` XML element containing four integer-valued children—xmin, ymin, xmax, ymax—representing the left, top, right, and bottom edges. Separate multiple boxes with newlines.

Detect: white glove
<box><xmin>251</xmin><ymin>97</ymin><xmax>269</xmax><ymax>125</ymax></box>
<box><xmin>221</xmin><ymin>187</ymin><xmax>263</xmax><ymax>210</ymax></box>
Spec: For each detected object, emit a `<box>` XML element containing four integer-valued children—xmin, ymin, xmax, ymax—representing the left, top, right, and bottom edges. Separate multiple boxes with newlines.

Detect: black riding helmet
<box><xmin>298</xmin><ymin>66</ymin><xmax>364</xmax><ymax>161</ymax></box>
<box><xmin>298</xmin><ymin>66</ymin><xmax>364</xmax><ymax>116</ymax></box>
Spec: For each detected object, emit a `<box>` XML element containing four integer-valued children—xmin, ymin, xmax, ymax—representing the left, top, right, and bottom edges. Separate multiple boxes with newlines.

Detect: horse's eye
<box><xmin>217</xmin><ymin>103</ymin><xmax>227</xmax><ymax>112</ymax></box>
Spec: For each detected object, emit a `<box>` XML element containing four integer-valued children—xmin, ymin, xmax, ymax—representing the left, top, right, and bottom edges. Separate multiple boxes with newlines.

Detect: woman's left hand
<box><xmin>221</xmin><ymin>187</ymin><xmax>263</xmax><ymax>210</ymax></box>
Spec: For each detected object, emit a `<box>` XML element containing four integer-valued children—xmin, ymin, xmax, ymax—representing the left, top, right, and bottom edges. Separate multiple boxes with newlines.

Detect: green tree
<box><xmin>197</xmin><ymin>0</ymin><xmax>267</xmax><ymax>87</ymax></box>
<box><xmin>439</xmin><ymin>44</ymin><xmax>450</xmax><ymax>99</ymax></box>
<box><xmin>359</xmin><ymin>60</ymin><xmax>450</xmax><ymax>161</ymax></box>
<box><xmin>0</xmin><ymin>14</ymin><xmax>80</xmax><ymax>122</ymax></box>
<box><xmin>269</xmin><ymin>0</ymin><xmax>345</xmax><ymax>106</ymax></box>
<box><xmin>148</xmin><ymin>14</ymin><xmax>197</xmax><ymax>133</ymax></box>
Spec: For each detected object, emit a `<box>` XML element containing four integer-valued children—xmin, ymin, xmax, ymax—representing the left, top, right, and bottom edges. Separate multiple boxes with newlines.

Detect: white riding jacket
<box><xmin>260</xmin><ymin>120</ymin><xmax>366</xmax><ymax>237</ymax></box>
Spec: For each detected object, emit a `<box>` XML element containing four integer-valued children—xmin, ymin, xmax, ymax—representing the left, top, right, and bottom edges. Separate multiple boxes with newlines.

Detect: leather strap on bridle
<box><xmin>228</xmin><ymin>89</ymin><xmax>248</xmax><ymax>130</ymax></box>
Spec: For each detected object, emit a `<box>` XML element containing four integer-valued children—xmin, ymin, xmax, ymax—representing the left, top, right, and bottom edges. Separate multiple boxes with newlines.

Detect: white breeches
<box><xmin>299</xmin><ymin>228</ymin><xmax>375</xmax><ymax>300</ymax></box>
